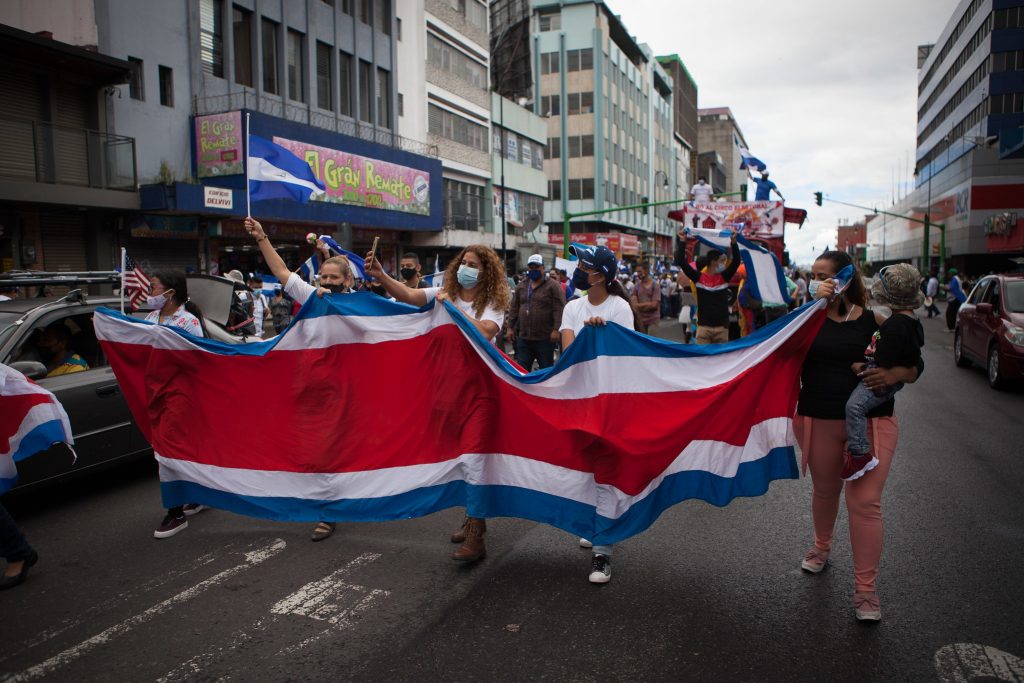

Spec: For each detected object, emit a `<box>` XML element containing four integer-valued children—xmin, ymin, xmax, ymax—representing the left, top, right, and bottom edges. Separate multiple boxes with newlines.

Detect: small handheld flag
<box><xmin>247</xmin><ymin>135</ymin><xmax>326</xmax><ymax>205</ymax></box>
<box><xmin>735</xmin><ymin>135</ymin><xmax>767</xmax><ymax>173</ymax></box>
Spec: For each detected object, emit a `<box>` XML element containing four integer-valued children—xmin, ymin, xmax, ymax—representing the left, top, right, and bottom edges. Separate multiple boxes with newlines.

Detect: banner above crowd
<box><xmin>677</xmin><ymin>201</ymin><xmax>785</xmax><ymax>239</ymax></box>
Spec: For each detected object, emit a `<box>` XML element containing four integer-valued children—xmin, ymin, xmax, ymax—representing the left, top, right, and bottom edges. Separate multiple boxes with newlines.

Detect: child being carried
<box><xmin>842</xmin><ymin>263</ymin><xmax>925</xmax><ymax>481</ymax></box>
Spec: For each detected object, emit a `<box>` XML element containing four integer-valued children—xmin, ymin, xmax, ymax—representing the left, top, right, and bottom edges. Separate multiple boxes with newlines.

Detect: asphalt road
<box><xmin>2</xmin><ymin>313</ymin><xmax>1023</xmax><ymax>682</ymax></box>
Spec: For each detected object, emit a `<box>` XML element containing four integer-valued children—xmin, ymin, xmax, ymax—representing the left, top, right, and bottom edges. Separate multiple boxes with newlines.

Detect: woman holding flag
<box><xmin>363</xmin><ymin>244</ymin><xmax>509</xmax><ymax>563</ymax></box>
<box><xmin>245</xmin><ymin>216</ymin><xmax>358</xmax><ymax>542</ymax></box>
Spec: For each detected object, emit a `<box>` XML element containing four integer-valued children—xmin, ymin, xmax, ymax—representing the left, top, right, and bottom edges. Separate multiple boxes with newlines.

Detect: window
<box><xmin>444</xmin><ymin>179</ymin><xmax>485</xmax><ymax>230</ymax></box>
<box><xmin>376</xmin><ymin>68</ymin><xmax>390</xmax><ymax>127</ymax></box>
<box><xmin>540</xmin><ymin>94</ymin><xmax>560</xmax><ymax>115</ymax></box>
<box><xmin>567</xmin><ymin>91</ymin><xmax>593</xmax><ymax>115</ymax></box>
<box><xmin>199</xmin><ymin>0</ymin><xmax>224</xmax><ymax>77</ymax></box>
<box><xmin>339</xmin><ymin>0</ymin><xmax>353</xmax><ymax>14</ymax></box>
<box><xmin>533</xmin><ymin>144</ymin><xmax>544</xmax><ymax>170</ymax></box>
<box><xmin>158</xmin><ymin>65</ymin><xmax>173</xmax><ymax>107</ymax></box>
<box><xmin>127</xmin><ymin>56</ymin><xmax>144</xmax><ymax>100</ymax></box>
<box><xmin>427</xmin><ymin>35</ymin><xmax>487</xmax><ymax>89</ymax></box>
<box><xmin>538</xmin><ymin>12</ymin><xmax>560</xmax><ymax>31</ymax></box>
<box><xmin>396</xmin><ymin>17</ymin><xmax>402</xmax><ymax>40</ymax></box>
<box><xmin>398</xmin><ymin>92</ymin><xmax>404</xmax><ymax>116</ymax></box>
<box><xmin>464</xmin><ymin>0</ymin><xmax>487</xmax><ymax>32</ymax></box>
<box><xmin>540</xmin><ymin>52</ymin><xmax>559</xmax><ymax>74</ymax></box>
<box><xmin>233</xmin><ymin>7</ymin><xmax>253</xmax><ymax>86</ymax></box>
<box><xmin>359</xmin><ymin>0</ymin><xmax>371</xmax><ymax>25</ymax></box>
<box><xmin>567</xmin><ymin>178</ymin><xmax>594</xmax><ymax>200</ymax></box>
<box><xmin>374</xmin><ymin>0</ymin><xmax>390</xmax><ymax>35</ymax></box>
<box><xmin>547</xmin><ymin>137</ymin><xmax>560</xmax><ymax>158</ymax></box>
<box><xmin>548</xmin><ymin>179</ymin><xmax>561</xmax><ymax>200</ymax></box>
<box><xmin>358</xmin><ymin>60</ymin><xmax>372</xmax><ymax>122</ymax></box>
<box><xmin>339</xmin><ymin>51</ymin><xmax>352</xmax><ymax>115</ymax></box>
<box><xmin>316</xmin><ymin>41</ymin><xmax>332</xmax><ymax>110</ymax></box>
<box><xmin>428</xmin><ymin>104</ymin><xmax>488</xmax><ymax>150</ymax></box>
<box><xmin>565</xmin><ymin>48</ymin><xmax>593</xmax><ymax>72</ymax></box>
<box><xmin>261</xmin><ymin>19</ymin><xmax>279</xmax><ymax>94</ymax></box>
<box><xmin>565</xmin><ymin>135</ymin><xmax>593</xmax><ymax>158</ymax></box>
<box><xmin>287</xmin><ymin>30</ymin><xmax>305</xmax><ymax>102</ymax></box>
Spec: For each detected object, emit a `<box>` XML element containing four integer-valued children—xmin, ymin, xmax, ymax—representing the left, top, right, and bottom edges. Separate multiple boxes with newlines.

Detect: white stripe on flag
<box><xmin>248</xmin><ymin>157</ymin><xmax>326</xmax><ymax>196</ymax></box>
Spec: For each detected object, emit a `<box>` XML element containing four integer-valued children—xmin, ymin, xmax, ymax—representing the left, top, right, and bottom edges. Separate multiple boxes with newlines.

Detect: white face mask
<box><xmin>144</xmin><ymin>292</ymin><xmax>169</xmax><ymax>310</ymax></box>
<box><xmin>807</xmin><ymin>280</ymin><xmax>821</xmax><ymax>298</ymax></box>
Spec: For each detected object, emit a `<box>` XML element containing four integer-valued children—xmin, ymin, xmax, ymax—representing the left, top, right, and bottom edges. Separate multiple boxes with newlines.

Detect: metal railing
<box><xmin>193</xmin><ymin>93</ymin><xmax>439</xmax><ymax>158</ymax></box>
<box><xmin>0</xmin><ymin>119</ymin><xmax>137</xmax><ymax>190</ymax></box>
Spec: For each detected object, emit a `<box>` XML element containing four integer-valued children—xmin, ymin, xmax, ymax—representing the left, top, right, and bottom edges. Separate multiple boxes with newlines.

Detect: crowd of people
<box><xmin>2</xmin><ymin>220</ymin><xmax>934</xmax><ymax>623</ymax></box>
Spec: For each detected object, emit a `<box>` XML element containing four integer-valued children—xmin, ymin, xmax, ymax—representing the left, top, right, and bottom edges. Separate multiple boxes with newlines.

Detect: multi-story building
<box><xmin>836</xmin><ymin>219</ymin><xmax>869</xmax><ymax>261</ymax></box>
<box><xmin>1</xmin><ymin>0</ymin><xmax>445</xmax><ymax>278</ymax></box>
<box><xmin>697</xmin><ymin>106</ymin><xmax>748</xmax><ymax>198</ymax></box>
<box><xmin>396</xmin><ymin>0</ymin><xmax>501</xmax><ymax>266</ymax></box>
<box><xmin>657</xmin><ymin>53</ymin><xmax>697</xmax><ymax>195</ymax></box>
<box><xmin>534</xmin><ymin>0</ymin><xmax>675</xmax><ymax>263</ymax></box>
<box><xmin>866</xmin><ymin>0</ymin><xmax>1024</xmax><ymax>273</ymax></box>
<box><xmin>490</xmin><ymin>0</ymin><xmax>532</xmax><ymax>102</ymax></box>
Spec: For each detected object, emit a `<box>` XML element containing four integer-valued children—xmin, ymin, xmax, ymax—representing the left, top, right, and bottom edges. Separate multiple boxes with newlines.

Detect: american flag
<box><xmin>123</xmin><ymin>255</ymin><xmax>150</xmax><ymax>310</ymax></box>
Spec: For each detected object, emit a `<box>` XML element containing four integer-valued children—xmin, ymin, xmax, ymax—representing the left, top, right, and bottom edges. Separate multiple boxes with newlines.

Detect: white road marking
<box><xmin>935</xmin><ymin>643</ymin><xmax>1024</xmax><ymax>682</ymax></box>
<box><xmin>3</xmin><ymin>539</ymin><xmax>286</xmax><ymax>683</ymax></box>
<box><xmin>158</xmin><ymin>552</ymin><xmax>389</xmax><ymax>681</ymax></box>
<box><xmin>0</xmin><ymin>551</ymin><xmax>222</xmax><ymax>666</ymax></box>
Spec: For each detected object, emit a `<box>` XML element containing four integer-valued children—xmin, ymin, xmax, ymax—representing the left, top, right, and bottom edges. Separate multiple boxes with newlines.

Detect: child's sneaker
<box><xmin>841</xmin><ymin>450</ymin><xmax>879</xmax><ymax>481</ymax></box>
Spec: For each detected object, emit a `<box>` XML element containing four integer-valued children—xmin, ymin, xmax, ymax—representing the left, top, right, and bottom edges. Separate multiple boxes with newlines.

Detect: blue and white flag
<box><xmin>317</xmin><ymin>235</ymin><xmax>367</xmax><ymax>280</ymax></box>
<box><xmin>687</xmin><ymin>228</ymin><xmax>790</xmax><ymax>306</ymax></box>
<box><xmin>297</xmin><ymin>255</ymin><xmax>319</xmax><ymax>284</ymax></box>
<box><xmin>735</xmin><ymin>135</ymin><xmax>767</xmax><ymax>173</ymax></box>
<box><xmin>248</xmin><ymin>135</ymin><xmax>326</xmax><ymax>203</ymax></box>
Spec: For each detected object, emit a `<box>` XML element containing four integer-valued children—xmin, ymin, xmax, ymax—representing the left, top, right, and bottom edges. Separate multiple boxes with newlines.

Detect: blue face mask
<box><xmin>527</xmin><ymin>269</ymin><xmax>544</xmax><ymax>281</ymax></box>
<box><xmin>571</xmin><ymin>268</ymin><xmax>594</xmax><ymax>291</ymax></box>
<box><xmin>457</xmin><ymin>264</ymin><xmax>480</xmax><ymax>289</ymax></box>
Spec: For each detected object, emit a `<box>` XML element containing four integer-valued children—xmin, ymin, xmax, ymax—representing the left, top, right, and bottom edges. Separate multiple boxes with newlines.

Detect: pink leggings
<box><xmin>794</xmin><ymin>414</ymin><xmax>899</xmax><ymax>593</ymax></box>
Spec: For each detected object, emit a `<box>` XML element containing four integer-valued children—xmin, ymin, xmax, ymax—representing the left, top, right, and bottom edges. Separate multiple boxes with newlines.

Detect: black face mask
<box><xmin>400</xmin><ymin>267</ymin><xmax>417</xmax><ymax>280</ymax></box>
<box><xmin>324</xmin><ymin>283</ymin><xmax>348</xmax><ymax>294</ymax></box>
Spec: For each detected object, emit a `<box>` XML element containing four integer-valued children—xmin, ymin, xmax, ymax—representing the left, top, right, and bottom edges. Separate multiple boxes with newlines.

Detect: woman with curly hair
<box><xmin>365</xmin><ymin>244</ymin><xmax>509</xmax><ymax>563</ymax></box>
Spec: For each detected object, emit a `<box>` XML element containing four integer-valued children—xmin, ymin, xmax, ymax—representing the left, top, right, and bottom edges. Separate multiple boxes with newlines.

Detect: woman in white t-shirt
<box><xmin>365</xmin><ymin>244</ymin><xmax>510</xmax><ymax>564</ymax></box>
<box><xmin>559</xmin><ymin>243</ymin><xmax>638</xmax><ymax>585</ymax></box>
<box><xmin>246</xmin><ymin>217</ymin><xmax>357</xmax><ymax>543</ymax></box>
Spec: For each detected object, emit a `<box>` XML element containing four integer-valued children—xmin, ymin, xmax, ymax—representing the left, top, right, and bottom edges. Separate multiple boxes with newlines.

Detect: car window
<box><xmin>1006</xmin><ymin>281</ymin><xmax>1024</xmax><ymax>313</ymax></box>
<box><xmin>968</xmin><ymin>279</ymin><xmax>992</xmax><ymax>305</ymax></box>
<box><xmin>980</xmin><ymin>280</ymin><xmax>998</xmax><ymax>305</ymax></box>
<box><xmin>986</xmin><ymin>281</ymin><xmax>1001</xmax><ymax>311</ymax></box>
<box><xmin>11</xmin><ymin>310</ymin><xmax>107</xmax><ymax>374</ymax></box>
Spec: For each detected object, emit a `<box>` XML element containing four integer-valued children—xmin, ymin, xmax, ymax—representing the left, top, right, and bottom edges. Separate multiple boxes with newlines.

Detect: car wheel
<box><xmin>987</xmin><ymin>344</ymin><xmax>1006</xmax><ymax>390</ymax></box>
<box><xmin>954</xmin><ymin>328</ymin><xmax>971</xmax><ymax>367</ymax></box>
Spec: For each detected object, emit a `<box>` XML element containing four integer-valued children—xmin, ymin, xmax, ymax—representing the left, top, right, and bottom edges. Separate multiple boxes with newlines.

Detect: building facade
<box><xmin>866</xmin><ymin>0</ymin><xmax>1024</xmax><ymax>273</ymax></box>
<box><xmin>697</xmin><ymin>106</ymin><xmax>748</xmax><ymax>197</ymax></box>
<box><xmin>657</xmin><ymin>53</ymin><xmax>697</xmax><ymax>192</ymax></box>
<box><xmin>533</xmin><ymin>0</ymin><xmax>675</xmax><ymax>262</ymax></box>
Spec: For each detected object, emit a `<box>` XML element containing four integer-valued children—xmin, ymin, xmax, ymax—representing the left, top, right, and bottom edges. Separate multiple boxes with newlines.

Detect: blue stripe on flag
<box><xmin>13</xmin><ymin>420</ymin><xmax>69</xmax><ymax>462</ymax></box>
<box><xmin>248</xmin><ymin>135</ymin><xmax>326</xmax><ymax>203</ymax></box>
<box><xmin>160</xmin><ymin>447</ymin><xmax>797</xmax><ymax>545</ymax></box>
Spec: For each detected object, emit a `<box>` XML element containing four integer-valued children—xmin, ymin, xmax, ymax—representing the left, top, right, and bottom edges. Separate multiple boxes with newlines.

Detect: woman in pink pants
<box><xmin>795</xmin><ymin>251</ymin><xmax>923</xmax><ymax>622</ymax></box>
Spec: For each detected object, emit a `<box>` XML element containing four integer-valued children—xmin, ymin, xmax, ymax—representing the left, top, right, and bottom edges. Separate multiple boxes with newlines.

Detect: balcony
<box><xmin>0</xmin><ymin>118</ymin><xmax>137</xmax><ymax>191</ymax></box>
<box><xmin>192</xmin><ymin>92</ymin><xmax>439</xmax><ymax>159</ymax></box>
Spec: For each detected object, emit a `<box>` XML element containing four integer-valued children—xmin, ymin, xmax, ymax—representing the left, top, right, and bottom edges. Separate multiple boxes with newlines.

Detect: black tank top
<box><xmin>797</xmin><ymin>310</ymin><xmax>894</xmax><ymax>420</ymax></box>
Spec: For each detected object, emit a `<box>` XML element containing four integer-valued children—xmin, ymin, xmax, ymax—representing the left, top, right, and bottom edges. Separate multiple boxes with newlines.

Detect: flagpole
<box><xmin>245</xmin><ymin>111</ymin><xmax>252</xmax><ymax>218</ymax></box>
<box><xmin>119</xmin><ymin>247</ymin><xmax>126</xmax><ymax>315</ymax></box>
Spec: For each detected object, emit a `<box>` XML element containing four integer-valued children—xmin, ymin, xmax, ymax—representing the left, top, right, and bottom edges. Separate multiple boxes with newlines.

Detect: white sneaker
<box><xmin>578</xmin><ymin>537</ymin><xmax>593</xmax><ymax>548</ymax></box>
<box><xmin>589</xmin><ymin>554</ymin><xmax>611</xmax><ymax>584</ymax></box>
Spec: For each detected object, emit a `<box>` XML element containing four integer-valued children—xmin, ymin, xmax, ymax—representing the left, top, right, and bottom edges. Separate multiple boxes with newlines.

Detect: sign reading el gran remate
<box><xmin>273</xmin><ymin>136</ymin><xmax>431</xmax><ymax>215</ymax></box>
<box><xmin>194</xmin><ymin>112</ymin><xmax>243</xmax><ymax>178</ymax></box>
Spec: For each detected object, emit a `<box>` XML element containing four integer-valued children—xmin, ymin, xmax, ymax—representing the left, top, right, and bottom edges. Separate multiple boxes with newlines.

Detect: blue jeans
<box><xmin>845</xmin><ymin>374</ymin><xmax>903</xmax><ymax>455</ymax></box>
<box><xmin>515</xmin><ymin>338</ymin><xmax>556</xmax><ymax>371</ymax></box>
<box><xmin>0</xmin><ymin>502</ymin><xmax>33</xmax><ymax>562</ymax></box>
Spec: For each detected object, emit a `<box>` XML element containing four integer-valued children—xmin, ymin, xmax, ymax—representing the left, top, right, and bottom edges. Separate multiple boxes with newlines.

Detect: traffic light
<box><xmin>641</xmin><ymin>196</ymin><xmax>649</xmax><ymax>215</ymax></box>
<box><xmin>814</xmin><ymin>191</ymin><xmax>823</xmax><ymax>206</ymax></box>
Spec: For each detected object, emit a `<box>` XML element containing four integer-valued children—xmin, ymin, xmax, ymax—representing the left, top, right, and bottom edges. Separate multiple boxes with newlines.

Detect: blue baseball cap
<box><xmin>569</xmin><ymin>243</ymin><xmax>618</xmax><ymax>282</ymax></box>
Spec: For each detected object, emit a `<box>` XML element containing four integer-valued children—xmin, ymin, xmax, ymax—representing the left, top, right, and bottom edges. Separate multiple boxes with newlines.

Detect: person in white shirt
<box><xmin>365</xmin><ymin>243</ymin><xmax>510</xmax><ymax>564</ymax></box>
<box><xmin>146</xmin><ymin>270</ymin><xmax>209</xmax><ymax>540</ymax></box>
<box><xmin>245</xmin><ymin>217</ymin><xmax>357</xmax><ymax>543</ymax></box>
<box><xmin>690</xmin><ymin>176</ymin><xmax>714</xmax><ymax>203</ymax></box>
<box><xmin>559</xmin><ymin>243</ymin><xmax>637</xmax><ymax>585</ymax></box>
<box><xmin>248</xmin><ymin>275</ymin><xmax>269</xmax><ymax>338</ymax></box>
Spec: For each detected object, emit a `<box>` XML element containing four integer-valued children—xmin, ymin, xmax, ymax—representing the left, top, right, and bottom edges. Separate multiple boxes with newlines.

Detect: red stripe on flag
<box><xmin>1</xmin><ymin>393</ymin><xmax>56</xmax><ymax>453</ymax></box>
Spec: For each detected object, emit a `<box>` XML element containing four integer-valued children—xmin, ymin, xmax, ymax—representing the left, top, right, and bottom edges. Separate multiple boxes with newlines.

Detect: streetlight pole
<box><xmin>500</xmin><ymin>94</ymin><xmax>507</xmax><ymax>269</ymax></box>
<box><xmin>923</xmin><ymin>165</ymin><xmax>932</xmax><ymax>273</ymax></box>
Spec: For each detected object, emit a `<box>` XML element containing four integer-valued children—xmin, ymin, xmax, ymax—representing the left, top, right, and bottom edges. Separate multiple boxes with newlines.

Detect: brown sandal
<box><xmin>310</xmin><ymin>522</ymin><xmax>336</xmax><ymax>542</ymax></box>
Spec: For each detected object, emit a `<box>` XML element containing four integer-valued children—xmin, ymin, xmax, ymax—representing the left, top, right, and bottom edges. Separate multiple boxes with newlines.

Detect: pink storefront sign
<box><xmin>194</xmin><ymin>112</ymin><xmax>244</xmax><ymax>178</ymax></box>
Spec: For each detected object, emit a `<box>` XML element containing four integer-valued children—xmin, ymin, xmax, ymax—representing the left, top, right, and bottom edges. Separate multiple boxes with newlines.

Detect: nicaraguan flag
<box><xmin>317</xmin><ymin>235</ymin><xmax>367</xmax><ymax>279</ymax></box>
<box><xmin>687</xmin><ymin>227</ymin><xmax>790</xmax><ymax>306</ymax></box>
<box><xmin>248</xmin><ymin>135</ymin><xmax>326</xmax><ymax>203</ymax></box>
<box><xmin>297</xmin><ymin>255</ymin><xmax>319</xmax><ymax>284</ymax></box>
<box><xmin>1</xmin><ymin>364</ymin><xmax>75</xmax><ymax>493</ymax></box>
<box><xmin>94</xmin><ymin>291</ymin><xmax>831</xmax><ymax>546</ymax></box>
<box><xmin>735</xmin><ymin>135</ymin><xmax>767</xmax><ymax>173</ymax></box>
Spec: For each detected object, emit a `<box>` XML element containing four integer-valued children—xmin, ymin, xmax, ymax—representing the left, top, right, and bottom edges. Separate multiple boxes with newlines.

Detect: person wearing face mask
<box><xmin>246</xmin><ymin>217</ymin><xmax>357</xmax><ymax>542</ymax></box>
<box><xmin>795</xmin><ymin>250</ymin><xmax>924</xmax><ymax>622</ymax></box>
<box><xmin>507</xmin><ymin>254</ymin><xmax>566</xmax><ymax>371</ymax></box>
<box><xmin>143</xmin><ymin>270</ymin><xmax>209</xmax><ymax>538</ymax></box>
<box><xmin>674</xmin><ymin>231</ymin><xmax>741</xmax><ymax>344</ymax></box>
<box><xmin>559</xmin><ymin>243</ymin><xmax>638</xmax><ymax>583</ymax></box>
<box><xmin>364</xmin><ymin>243</ymin><xmax>510</xmax><ymax>563</ymax></box>
<box><xmin>36</xmin><ymin>323</ymin><xmax>89</xmax><ymax>377</ymax></box>
<box><xmin>630</xmin><ymin>264</ymin><xmax>661</xmax><ymax>335</ymax></box>
<box><xmin>399</xmin><ymin>252</ymin><xmax>431</xmax><ymax>289</ymax></box>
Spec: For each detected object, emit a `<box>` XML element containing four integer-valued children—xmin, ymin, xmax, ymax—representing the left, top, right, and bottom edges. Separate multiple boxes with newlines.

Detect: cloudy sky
<box><xmin>610</xmin><ymin>0</ymin><xmax>959</xmax><ymax>265</ymax></box>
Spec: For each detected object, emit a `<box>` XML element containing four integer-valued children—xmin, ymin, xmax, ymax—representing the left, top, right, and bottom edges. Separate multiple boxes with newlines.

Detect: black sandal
<box><xmin>310</xmin><ymin>522</ymin><xmax>336</xmax><ymax>542</ymax></box>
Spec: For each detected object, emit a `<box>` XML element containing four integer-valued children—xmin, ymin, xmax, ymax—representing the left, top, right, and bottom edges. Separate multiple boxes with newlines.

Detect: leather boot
<box><xmin>450</xmin><ymin>516</ymin><xmax>485</xmax><ymax>544</ymax></box>
<box><xmin>452</xmin><ymin>517</ymin><xmax>486</xmax><ymax>562</ymax></box>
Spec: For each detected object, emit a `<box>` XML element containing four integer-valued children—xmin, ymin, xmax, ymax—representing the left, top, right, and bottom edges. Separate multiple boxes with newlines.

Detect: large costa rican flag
<box><xmin>93</xmin><ymin>295</ymin><xmax>828</xmax><ymax>545</ymax></box>
<box><xmin>1</xmin><ymin>364</ymin><xmax>75</xmax><ymax>493</ymax></box>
